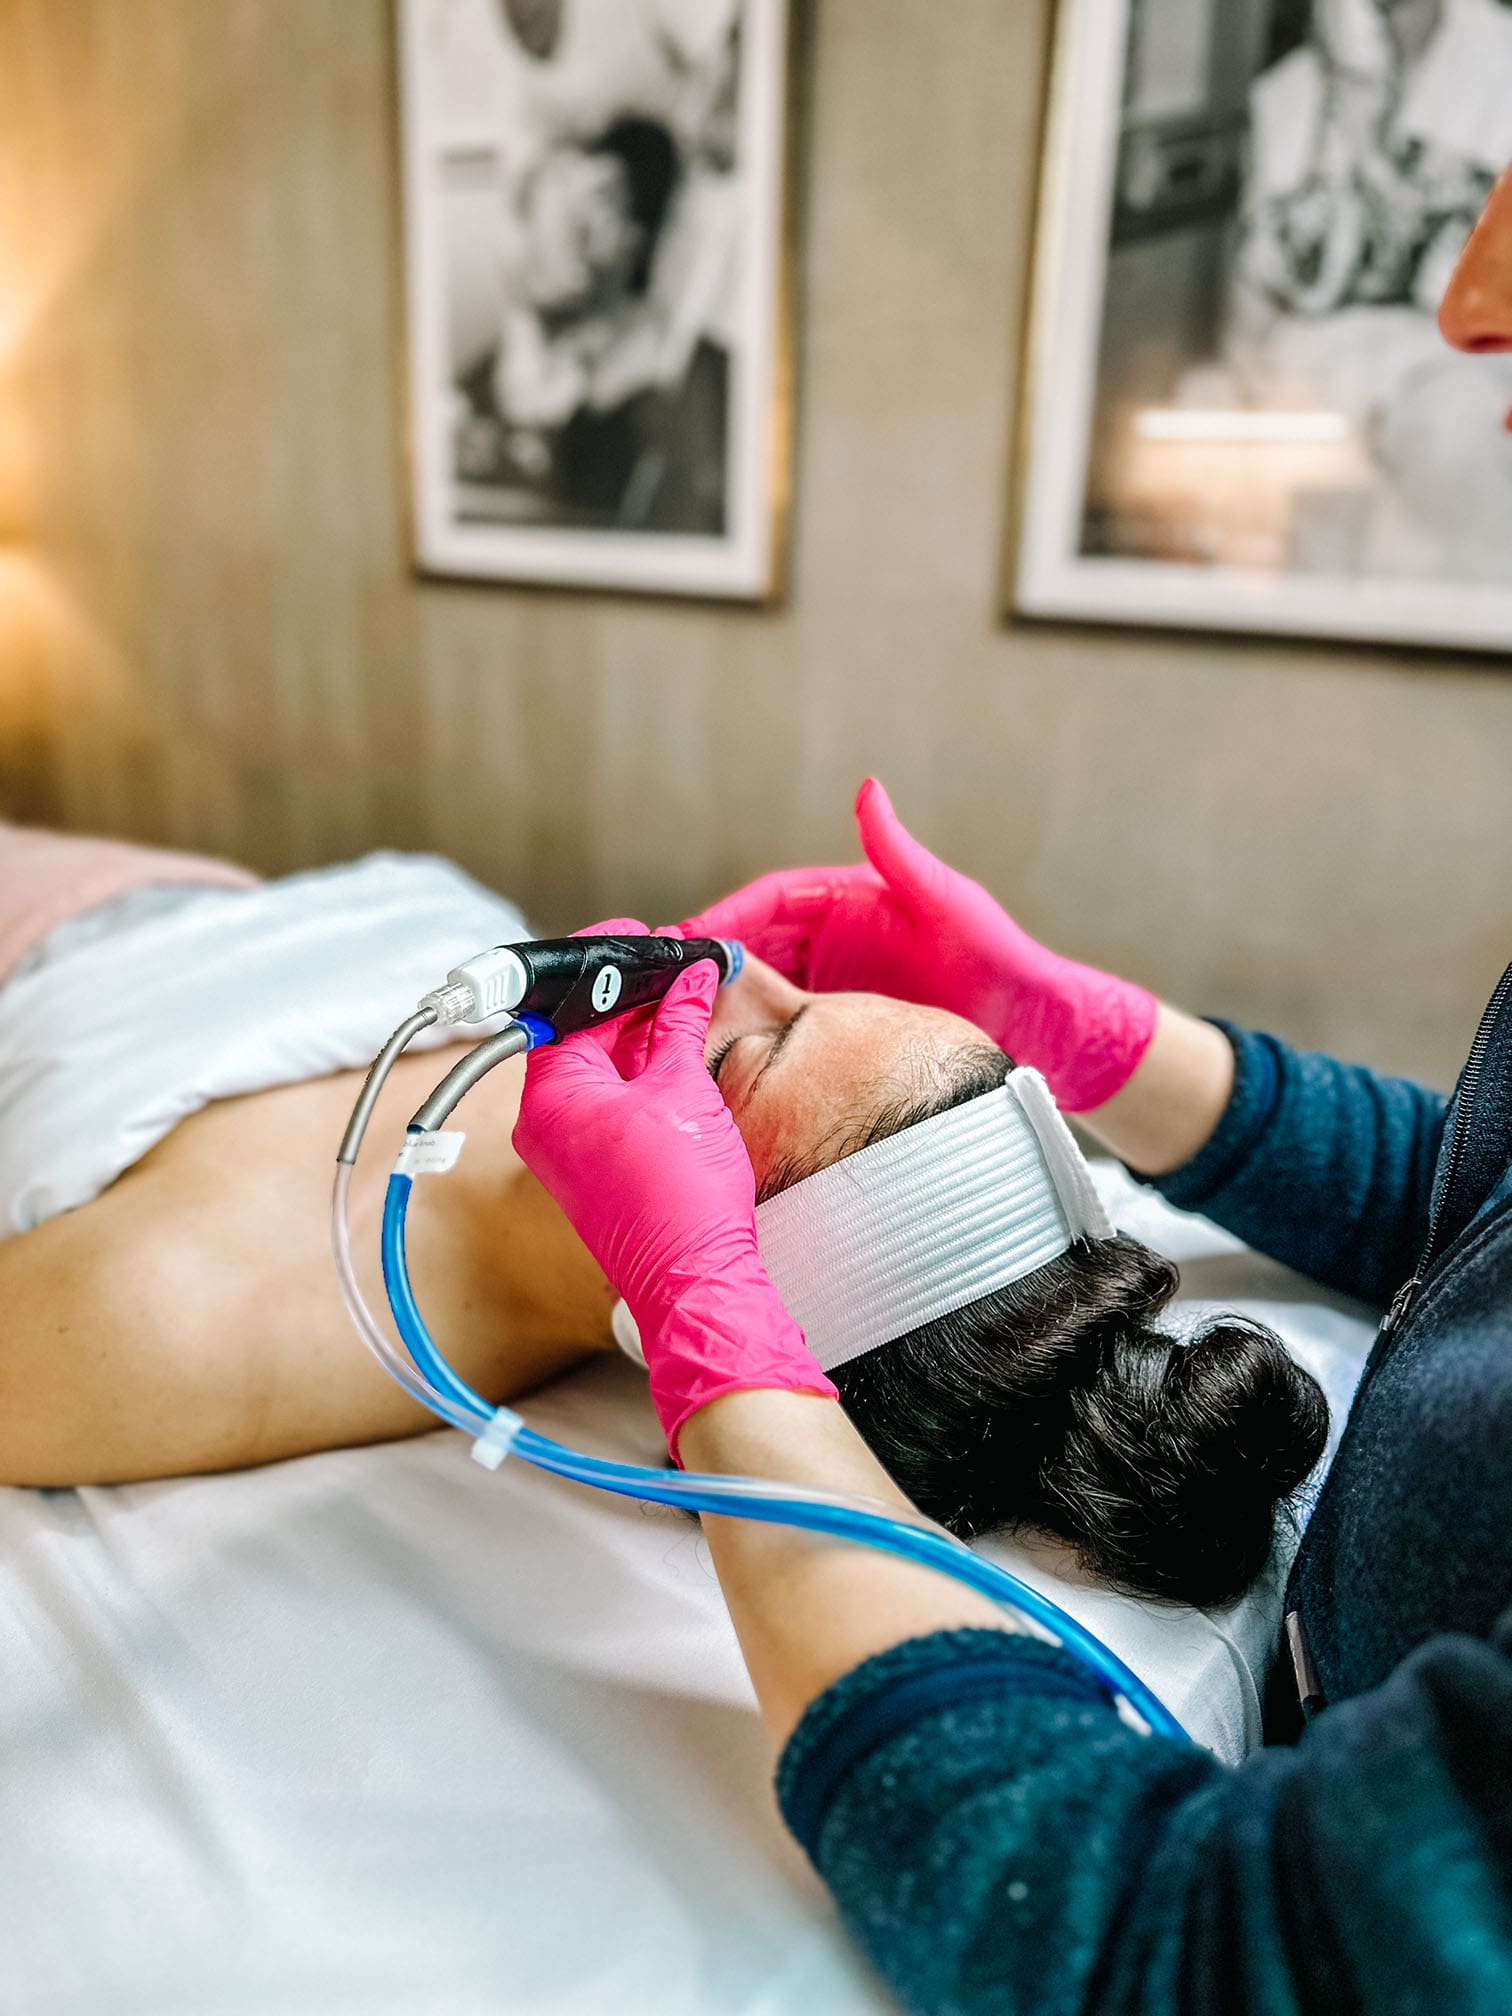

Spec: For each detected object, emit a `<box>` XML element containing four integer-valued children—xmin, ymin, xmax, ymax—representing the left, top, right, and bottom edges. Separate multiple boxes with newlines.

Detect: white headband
<box><xmin>611</xmin><ymin>1068</ymin><xmax>1114</xmax><ymax>1376</ymax></box>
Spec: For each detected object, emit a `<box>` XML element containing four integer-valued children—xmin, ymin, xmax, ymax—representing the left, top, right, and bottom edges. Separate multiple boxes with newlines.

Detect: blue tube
<box><xmin>378</xmin><ymin>1174</ymin><xmax>1189</xmax><ymax>1743</ymax></box>
<box><xmin>380</xmin><ymin>1172</ymin><xmax>490</xmax><ymax>1418</ymax></box>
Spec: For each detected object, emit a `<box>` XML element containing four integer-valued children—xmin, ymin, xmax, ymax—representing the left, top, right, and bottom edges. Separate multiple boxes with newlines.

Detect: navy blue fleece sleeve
<box><xmin>778</xmin><ymin>1622</ymin><xmax>1512</xmax><ymax>2016</ymax></box>
<box><xmin>1149</xmin><ymin>1021</ymin><xmax>1448</xmax><ymax>1307</ymax></box>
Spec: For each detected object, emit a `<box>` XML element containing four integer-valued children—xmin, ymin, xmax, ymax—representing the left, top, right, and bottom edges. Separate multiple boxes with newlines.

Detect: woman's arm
<box><xmin>1100</xmin><ymin>1013</ymin><xmax>1448</xmax><ymax>1308</ymax></box>
<box><xmin>773</xmin><ymin>1594</ymin><xmax>1512</xmax><ymax>2016</ymax></box>
<box><xmin>685</xmin><ymin>1390</ymin><xmax>1512</xmax><ymax>2016</ymax></box>
<box><xmin>678</xmin><ymin>1391</ymin><xmax>1016</xmax><ymax>1747</ymax></box>
<box><xmin>1075</xmin><ymin>1000</ymin><xmax>1237</xmax><ymax>1176</ymax></box>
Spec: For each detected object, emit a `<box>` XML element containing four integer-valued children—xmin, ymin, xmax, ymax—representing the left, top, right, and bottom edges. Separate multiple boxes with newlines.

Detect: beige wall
<box><xmin>2</xmin><ymin>0</ymin><xmax>1510</xmax><ymax>1087</ymax></box>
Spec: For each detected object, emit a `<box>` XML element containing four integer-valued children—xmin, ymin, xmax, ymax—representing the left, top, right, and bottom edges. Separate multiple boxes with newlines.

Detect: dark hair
<box><xmin>779</xmin><ymin>1046</ymin><xmax>1330</xmax><ymax>1610</ymax></box>
<box><xmin>585</xmin><ymin>117</ymin><xmax>679</xmax><ymax>294</ymax></box>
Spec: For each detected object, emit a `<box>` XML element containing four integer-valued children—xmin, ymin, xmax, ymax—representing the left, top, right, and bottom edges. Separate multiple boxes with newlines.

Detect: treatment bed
<box><xmin>0</xmin><ymin>1162</ymin><xmax>1377</xmax><ymax>2015</ymax></box>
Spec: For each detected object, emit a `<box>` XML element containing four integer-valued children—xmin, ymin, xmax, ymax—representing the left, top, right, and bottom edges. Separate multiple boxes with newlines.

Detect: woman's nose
<box><xmin>703</xmin><ymin>951</ymin><xmax>806</xmax><ymax>1044</ymax></box>
<box><xmin>729</xmin><ymin>953</ymin><xmax>806</xmax><ymax>1014</ymax></box>
<box><xmin>1439</xmin><ymin>167</ymin><xmax>1512</xmax><ymax>353</ymax></box>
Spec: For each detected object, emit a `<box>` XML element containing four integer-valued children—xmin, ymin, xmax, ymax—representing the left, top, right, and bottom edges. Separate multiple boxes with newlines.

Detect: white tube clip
<box><xmin>471</xmin><ymin>1406</ymin><xmax>526</xmax><ymax>1472</ymax></box>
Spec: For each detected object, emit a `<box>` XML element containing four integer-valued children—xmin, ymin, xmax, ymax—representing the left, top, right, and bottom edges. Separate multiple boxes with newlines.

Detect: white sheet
<box><xmin>0</xmin><ymin>853</ymin><xmax>526</xmax><ymax>1234</ymax></box>
<box><xmin>0</xmin><ymin>1167</ymin><xmax>1379</xmax><ymax>2016</ymax></box>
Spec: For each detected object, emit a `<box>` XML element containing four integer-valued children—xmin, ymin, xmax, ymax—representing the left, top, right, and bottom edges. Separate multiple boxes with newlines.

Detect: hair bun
<box><xmin>828</xmin><ymin>1226</ymin><xmax>1330</xmax><ymax>1611</ymax></box>
<box><xmin>1174</xmin><ymin>1320</ymin><xmax>1329</xmax><ymax>1498</ymax></box>
<box><xmin>1054</xmin><ymin>1316</ymin><xmax>1330</xmax><ymax>1608</ymax></box>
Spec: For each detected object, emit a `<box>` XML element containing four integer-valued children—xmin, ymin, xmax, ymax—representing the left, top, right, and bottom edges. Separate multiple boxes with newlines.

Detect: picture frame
<box><xmin>396</xmin><ymin>0</ymin><xmax>796</xmax><ymax>602</ymax></box>
<box><xmin>1010</xmin><ymin>0</ymin><xmax>1512</xmax><ymax>654</ymax></box>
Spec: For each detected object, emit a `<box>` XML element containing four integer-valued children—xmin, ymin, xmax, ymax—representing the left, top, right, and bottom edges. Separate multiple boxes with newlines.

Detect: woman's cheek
<box><xmin>729</xmin><ymin>1104</ymin><xmax>778</xmax><ymax>1184</ymax></box>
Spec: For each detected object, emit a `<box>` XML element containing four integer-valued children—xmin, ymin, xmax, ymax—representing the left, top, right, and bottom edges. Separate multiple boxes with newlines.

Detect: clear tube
<box><xmin>331</xmin><ymin>1163</ymin><xmax>487</xmax><ymax>1436</ymax></box>
<box><xmin>329</xmin><ymin>1003</ymin><xmax>494</xmax><ymax>1438</ymax></box>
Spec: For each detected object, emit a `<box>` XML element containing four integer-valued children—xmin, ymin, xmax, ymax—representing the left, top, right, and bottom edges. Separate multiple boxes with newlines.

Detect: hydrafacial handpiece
<box><xmin>417</xmin><ymin>934</ymin><xmax>743</xmax><ymax>1038</ymax></box>
<box><xmin>332</xmin><ymin>939</ymin><xmax>1189</xmax><ymax>1748</ymax></box>
<box><xmin>336</xmin><ymin>933</ymin><xmax>742</xmax><ymax>1171</ymax></box>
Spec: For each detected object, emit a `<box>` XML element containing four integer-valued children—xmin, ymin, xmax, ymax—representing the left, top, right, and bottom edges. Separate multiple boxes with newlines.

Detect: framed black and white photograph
<box><xmin>1012</xmin><ymin>0</ymin><xmax>1512</xmax><ymax>652</ymax></box>
<box><xmin>397</xmin><ymin>0</ymin><xmax>794</xmax><ymax>601</ymax></box>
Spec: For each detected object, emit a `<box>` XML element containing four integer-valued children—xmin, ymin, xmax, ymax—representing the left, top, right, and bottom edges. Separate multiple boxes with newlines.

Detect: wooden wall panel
<box><xmin>2</xmin><ymin>0</ymin><xmax>1511</xmax><ymax>1084</ymax></box>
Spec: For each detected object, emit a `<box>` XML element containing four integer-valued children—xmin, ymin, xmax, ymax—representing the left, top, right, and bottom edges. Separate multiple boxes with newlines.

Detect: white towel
<box><xmin>0</xmin><ymin>852</ymin><xmax>529</xmax><ymax>1235</ymax></box>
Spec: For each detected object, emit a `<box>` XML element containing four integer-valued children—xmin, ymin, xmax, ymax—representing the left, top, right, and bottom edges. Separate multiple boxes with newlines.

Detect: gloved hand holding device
<box><xmin>512</xmin><ymin>931</ymin><xmax>837</xmax><ymax>1459</ymax></box>
<box><xmin>677</xmin><ymin>777</ymin><xmax>1157</xmax><ymax>1112</ymax></box>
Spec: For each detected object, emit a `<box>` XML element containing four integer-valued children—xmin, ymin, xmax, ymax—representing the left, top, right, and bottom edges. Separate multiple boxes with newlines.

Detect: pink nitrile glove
<box><xmin>511</xmin><ymin>949</ymin><xmax>837</xmax><ymax>1459</ymax></box>
<box><xmin>676</xmin><ymin>778</ymin><xmax>1158</xmax><ymax>1113</ymax></box>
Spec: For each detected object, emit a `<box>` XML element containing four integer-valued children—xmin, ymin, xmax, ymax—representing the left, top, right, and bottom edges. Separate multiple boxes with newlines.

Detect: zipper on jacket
<box><xmin>1382</xmin><ymin>959</ymin><xmax>1512</xmax><ymax>1336</ymax></box>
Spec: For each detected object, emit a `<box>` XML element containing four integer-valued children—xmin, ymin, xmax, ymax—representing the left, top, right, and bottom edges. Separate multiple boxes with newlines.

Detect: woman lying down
<box><xmin>0</xmin><ymin>819</ymin><xmax>1327</xmax><ymax>1612</ymax></box>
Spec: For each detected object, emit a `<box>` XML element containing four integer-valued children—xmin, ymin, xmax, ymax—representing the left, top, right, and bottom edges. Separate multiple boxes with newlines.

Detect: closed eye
<box><xmin>708</xmin><ymin>1003</ymin><xmax>813</xmax><ymax>1093</ymax></box>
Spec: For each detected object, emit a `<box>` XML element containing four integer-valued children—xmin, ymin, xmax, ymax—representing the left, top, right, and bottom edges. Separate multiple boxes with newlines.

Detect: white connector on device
<box><xmin>418</xmin><ymin>945</ymin><xmax>529</xmax><ymax>1026</ymax></box>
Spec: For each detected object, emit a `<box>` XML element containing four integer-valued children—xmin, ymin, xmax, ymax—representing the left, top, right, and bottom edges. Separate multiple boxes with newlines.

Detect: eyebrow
<box><xmin>748</xmin><ymin>1001</ymin><xmax>814</xmax><ymax>1099</ymax></box>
